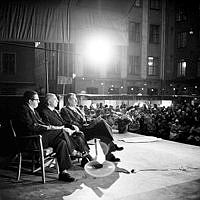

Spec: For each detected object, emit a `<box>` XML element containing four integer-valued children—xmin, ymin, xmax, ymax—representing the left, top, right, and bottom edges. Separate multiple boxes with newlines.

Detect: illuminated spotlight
<box><xmin>84</xmin><ymin>34</ymin><xmax>113</xmax><ymax>65</ymax></box>
<box><xmin>120</xmin><ymin>86</ymin><xmax>123</xmax><ymax>89</ymax></box>
<box><xmin>101</xmin><ymin>82</ymin><xmax>104</xmax><ymax>86</ymax></box>
<box><xmin>141</xmin><ymin>88</ymin><xmax>144</xmax><ymax>90</ymax></box>
<box><xmin>131</xmin><ymin>88</ymin><xmax>134</xmax><ymax>91</ymax></box>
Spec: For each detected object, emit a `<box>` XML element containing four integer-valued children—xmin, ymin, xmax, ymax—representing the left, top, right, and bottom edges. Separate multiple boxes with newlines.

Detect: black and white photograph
<box><xmin>0</xmin><ymin>0</ymin><xmax>200</xmax><ymax>199</ymax></box>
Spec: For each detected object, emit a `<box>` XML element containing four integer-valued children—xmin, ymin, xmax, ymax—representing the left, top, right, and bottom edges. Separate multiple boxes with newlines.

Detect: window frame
<box><xmin>128</xmin><ymin>55</ymin><xmax>140</xmax><ymax>75</ymax></box>
<box><xmin>175</xmin><ymin>7</ymin><xmax>187</xmax><ymax>22</ymax></box>
<box><xmin>177</xmin><ymin>32</ymin><xmax>187</xmax><ymax>48</ymax></box>
<box><xmin>147</xmin><ymin>56</ymin><xmax>159</xmax><ymax>76</ymax></box>
<box><xmin>150</xmin><ymin>0</ymin><xmax>161</xmax><ymax>10</ymax></box>
<box><xmin>129</xmin><ymin>21</ymin><xmax>141</xmax><ymax>42</ymax></box>
<box><xmin>1</xmin><ymin>52</ymin><xmax>16</xmax><ymax>75</ymax></box>
<box><xmin>149</xmin><ymin>24</ymin><xmax>160</xmax><ymax>44</ymax></box>
<box><xmin>177</xmin><ymin>59</ymin><xmax>186</xmax><ymax>77</ymax></box>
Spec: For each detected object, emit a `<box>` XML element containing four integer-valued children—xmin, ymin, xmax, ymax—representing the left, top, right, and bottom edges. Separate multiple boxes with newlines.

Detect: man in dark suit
<box><xmin>15</xmin><ymin>90</ymin><xmax>75</xmax><ymax>182</ymax></box>
<box><xmin>39</xmin><ymin>93</ymin><xmax>90</xmax><ymax>155</ymax></box>
<box><xmin>60</xmin><ymin>93</ymin><xmax>124</xmax><ymax>162</ymax></box>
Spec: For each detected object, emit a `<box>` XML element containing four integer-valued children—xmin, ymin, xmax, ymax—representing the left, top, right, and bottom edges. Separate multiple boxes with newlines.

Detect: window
<box><xmin>134</xmin><ymin>0</ymin><xmax>142</xmax><ymax>7</ymax></box>
<box><xmin>128</xmin><ymin>55</ymin><xmax>140</xmax><ymax>75</ymax></box>
<box><xmin>177</xmin><ymin>32</ymin><xmax>187</xmax><ymax>48</ymax></box>
<box><xmin>1</xmin><ymin>53</ymin><xmax>16</xmax><ymax>75</ymax></box>
<box><xmin>176</xmin><ymin>7</ymin><xmax>187</xmax><ymax>22</ymax></box>
<box><xmin>177</xmin><ymin>60</ymin><xmax>186</xmax><ymax>77</ymax></box>
<box><xmin>129</xmin><ymin>22</ymin><xmax>141</xmax><ymax>42</ymax></box>
<box><xmin>149</xmin><ymin>25</ymin><xmax>160</xmax><ymax>43</ymax></box>
<box><xmin>150</xmin><ymin>0</ymin><xmax>161</xmax><ymax>10</ymax></box>
<box><xmin>147</xmin><ymin>56</ymin><xmax>159</xmax><ymax>76</ymax></box>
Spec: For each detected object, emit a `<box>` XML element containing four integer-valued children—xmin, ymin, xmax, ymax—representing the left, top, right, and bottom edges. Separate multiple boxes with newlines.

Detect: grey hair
<box><xmin>45</xmin><ymin>93</ymin><xmax>57</xmax><ymax>105</ymax></box>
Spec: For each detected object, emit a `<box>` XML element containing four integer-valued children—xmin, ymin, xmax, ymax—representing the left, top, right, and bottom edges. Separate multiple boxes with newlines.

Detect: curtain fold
<box><xmin>0</xmin><ymin>0</ymin><xmax>68</xmax><ymax>43</ymax></box>
<box><xmin>0</xmin><ymin>0</ymin><xmax>128</xmax><ymax>45</ymax></box>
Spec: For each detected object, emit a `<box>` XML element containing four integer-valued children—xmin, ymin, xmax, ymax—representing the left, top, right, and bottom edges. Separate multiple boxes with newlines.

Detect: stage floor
<box><xmin>0</xmin><ymin>131</ymin><xmax>200</xmax><ymax>200</ymax></box>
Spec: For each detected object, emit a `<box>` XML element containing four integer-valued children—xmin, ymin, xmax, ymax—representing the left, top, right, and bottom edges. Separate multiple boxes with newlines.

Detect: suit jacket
<box><xmin>15</xmin><ymin>104</ymin><xmax>47</xmax><ymax>137</ymax></box>
<box><xmin>60</xmin><ymin>106</ymin><xmax>114</xmax><ymax>144</ymax></box>
<box><xmin>40</xmin><ymin>107</ymin><xmax>74</xmax><ymax>129</ymax></box>
<box><xmin>40</xmin><ymin>106</ymin><xmax>89</xmax><ymax>153</ymax></box>
<box><xmin>15</xmin><ymin>104</ymin><xmax>74</xmax><ymax>171</ymax></box>
<box><xmin>60</xmin><ymin>106</ymin><xmax>86</xmax><ymax>130</ymax></box>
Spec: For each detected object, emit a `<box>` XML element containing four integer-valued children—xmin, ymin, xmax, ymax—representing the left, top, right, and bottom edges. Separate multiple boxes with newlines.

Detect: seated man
<box><xmin>14</xmin><ymin>90</ymin><xmax>75</xmax><ymax>182</ymax></box>
<box><xmin>60</xmin><ymin>93</ymin><xmax>123</xmax><ymax>162</ymax></box>
<box><xmin>39</xmin><ymin>93</ymin><xmax>90</xmax><ymax>158</ymax></box>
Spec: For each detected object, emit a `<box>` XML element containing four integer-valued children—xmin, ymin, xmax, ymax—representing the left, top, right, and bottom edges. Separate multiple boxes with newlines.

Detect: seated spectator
<box><xmin>60</xmin><ymin>93</ymin><xmax>123</xmax><ymax>162</ymax></box>
<box><xmin>115</xmin><ymin>115</ymin><xmax>132</xmax><ymax>133</ymax></box>
<box><xmin>186</xmin><ymin>123</ymin><xmax>200</xmax><ymax>146</ymax></box>
<box><xmin>14</xmin><ymin>90</ymin><xmax>76</xmax><ymax>182</ymax></box>
<box><xmin>39</xmin><ymin>93</ymin><xmax>90</xmax><ymax>159</ymax></box>
<box><xmin>169</xmin><ymin>119</ymin><xmax>182</xmax><ymax>141</ymax></box>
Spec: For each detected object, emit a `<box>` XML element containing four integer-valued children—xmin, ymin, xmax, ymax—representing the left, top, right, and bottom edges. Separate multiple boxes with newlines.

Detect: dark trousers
<box><xmin>41</xmin><ymin>129</ymin><xmax>73</xmax><ymax>172</ymax></box>
<box><xmin>82</xmin><ymin>119</ymin><xmax>114</xmax><ymax>145</ymax></box>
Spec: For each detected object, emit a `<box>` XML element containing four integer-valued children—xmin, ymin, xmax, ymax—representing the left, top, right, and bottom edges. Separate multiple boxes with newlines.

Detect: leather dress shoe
<box><xmin>114</xmin><ymin>144</ymin><xmax>124</xmax><ymax>151</ymax></box>
<box><xmin>58</xmin><ymin>172</ymin><xmax>75</xmax><ymax>182</ymax></box>
<box><xmin>80</xmin><ymin>157</ymin><xmax>90</xmax><ymax>168</ymax></box>
<box><xmin>106</xmin><ymin>153</ymin><xmax>120</xmax><ymax>162</ymax></box>
<box><xmin>110</xmin><ymin>144</ymin><xmax>124</xmax><ymax>152</ymax></box>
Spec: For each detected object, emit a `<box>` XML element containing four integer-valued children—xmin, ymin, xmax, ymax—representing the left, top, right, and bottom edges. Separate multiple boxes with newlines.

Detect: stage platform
<box><xmin>0</xmin><ymin>131</ymin><xmax>200</xmax><ymax>200</ymax></box>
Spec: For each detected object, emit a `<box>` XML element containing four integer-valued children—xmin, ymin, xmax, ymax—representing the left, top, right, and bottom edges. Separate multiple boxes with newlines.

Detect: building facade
<box><xmin>166</xmin><ymin>1</ymin><xmax>200</xmax><ymax>96</ymax></box>
<box><xmin>1</xmin><ymin>0</ymin><xmax>200</xmax><ymax>97</ymax></box>
<box><xmin>37</xmin><ymin>0</ymin><xmax>167</xmax><ymax>96</ymax></box>
<box><xmin>0</xmin><ymin>42</ymin><xmax>35</xmax><ymax>95</ymax></box>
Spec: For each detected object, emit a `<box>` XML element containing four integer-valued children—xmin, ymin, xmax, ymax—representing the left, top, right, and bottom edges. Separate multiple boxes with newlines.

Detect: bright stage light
<box><xmin>84</xmin><ymin>34</ymin><xmax>113</xmax><ymax>65</ymax></box>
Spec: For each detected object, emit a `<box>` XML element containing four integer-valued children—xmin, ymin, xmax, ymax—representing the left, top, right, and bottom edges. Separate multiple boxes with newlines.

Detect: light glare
<box><xmin>84</xmin><ymin>35</ymin><xmax>113</xmax><ymax>65</ymax></box>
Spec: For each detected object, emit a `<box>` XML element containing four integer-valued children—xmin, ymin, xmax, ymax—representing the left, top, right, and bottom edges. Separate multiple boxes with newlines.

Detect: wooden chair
<box><xmin>10</xmin><ymin>120</ymin><xmax>59</xmax><ymax>183</ymax></box>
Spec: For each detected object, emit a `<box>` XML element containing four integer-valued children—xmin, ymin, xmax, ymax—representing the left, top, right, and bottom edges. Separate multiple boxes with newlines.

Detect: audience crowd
<box><xmin>79</xmin><ymin>101</ymin><xmax>200</xmax><ymax>146</ymax></box>
<box><xmin>5</xmin><ymin>91</ymin><xmax>199</xmax><ymax>182</ymax></box>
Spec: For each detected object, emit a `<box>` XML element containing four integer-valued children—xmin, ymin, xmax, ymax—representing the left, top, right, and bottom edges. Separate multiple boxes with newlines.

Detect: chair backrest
<box><xmin>10</xmin><ymin>120</ymin><xmax>17</xmax><ymax>138</ymax></box>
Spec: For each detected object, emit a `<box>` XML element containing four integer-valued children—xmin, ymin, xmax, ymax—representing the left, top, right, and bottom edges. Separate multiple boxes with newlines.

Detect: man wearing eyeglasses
<box><xmin>14</xmin><ymin>90</ymin><xmax>75</xmax><ymax>182</ymax></box>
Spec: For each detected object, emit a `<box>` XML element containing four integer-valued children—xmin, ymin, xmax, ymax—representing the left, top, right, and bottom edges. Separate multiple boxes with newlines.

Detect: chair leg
<box><xmin>56</xmin><ymin>158</ymin><xmax>60</xmax><ymax>174</ymax></box>
<box><xmin>32</xmin><ymin>154</ymin><xmax>36</xmax><ymax>172</ymax></box>
<box><xmin>17</xmin><ymin>153</ymin><xmax>22</xmax><ymax>181</ymax></box>
<box><xmin>40</xmin><ymin>153</ymin><xmax>45</xmax><ymax>184</ymax></box>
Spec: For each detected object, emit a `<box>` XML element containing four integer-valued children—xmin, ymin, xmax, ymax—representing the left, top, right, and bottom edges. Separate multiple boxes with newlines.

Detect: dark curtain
<box><xmin>0</xmin><ymin>0</ymin><xmax>127</xmax><ymax>45</ymax></box>
<box><xmin>0</xmin><ymin>0</ymin><xmax>69</xmax><ymax>43</ymax></box>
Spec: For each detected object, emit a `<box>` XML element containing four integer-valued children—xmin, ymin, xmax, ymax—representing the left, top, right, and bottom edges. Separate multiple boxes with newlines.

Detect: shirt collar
<box><xmin>47</xmin><ymin>106</ymin><xmax>54</xmax><ymax>111</ymax></box>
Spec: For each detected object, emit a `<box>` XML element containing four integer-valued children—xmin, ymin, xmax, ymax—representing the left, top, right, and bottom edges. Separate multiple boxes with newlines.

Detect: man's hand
<box><xmin>72</xmin><ymin>125</ymin><xmax>80</xmax><ymax>132</ymax></box>
<box><xmin>63</xmin><ymin>127</ymin><xmax>76</xmax><ymax>136</ymax></box>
